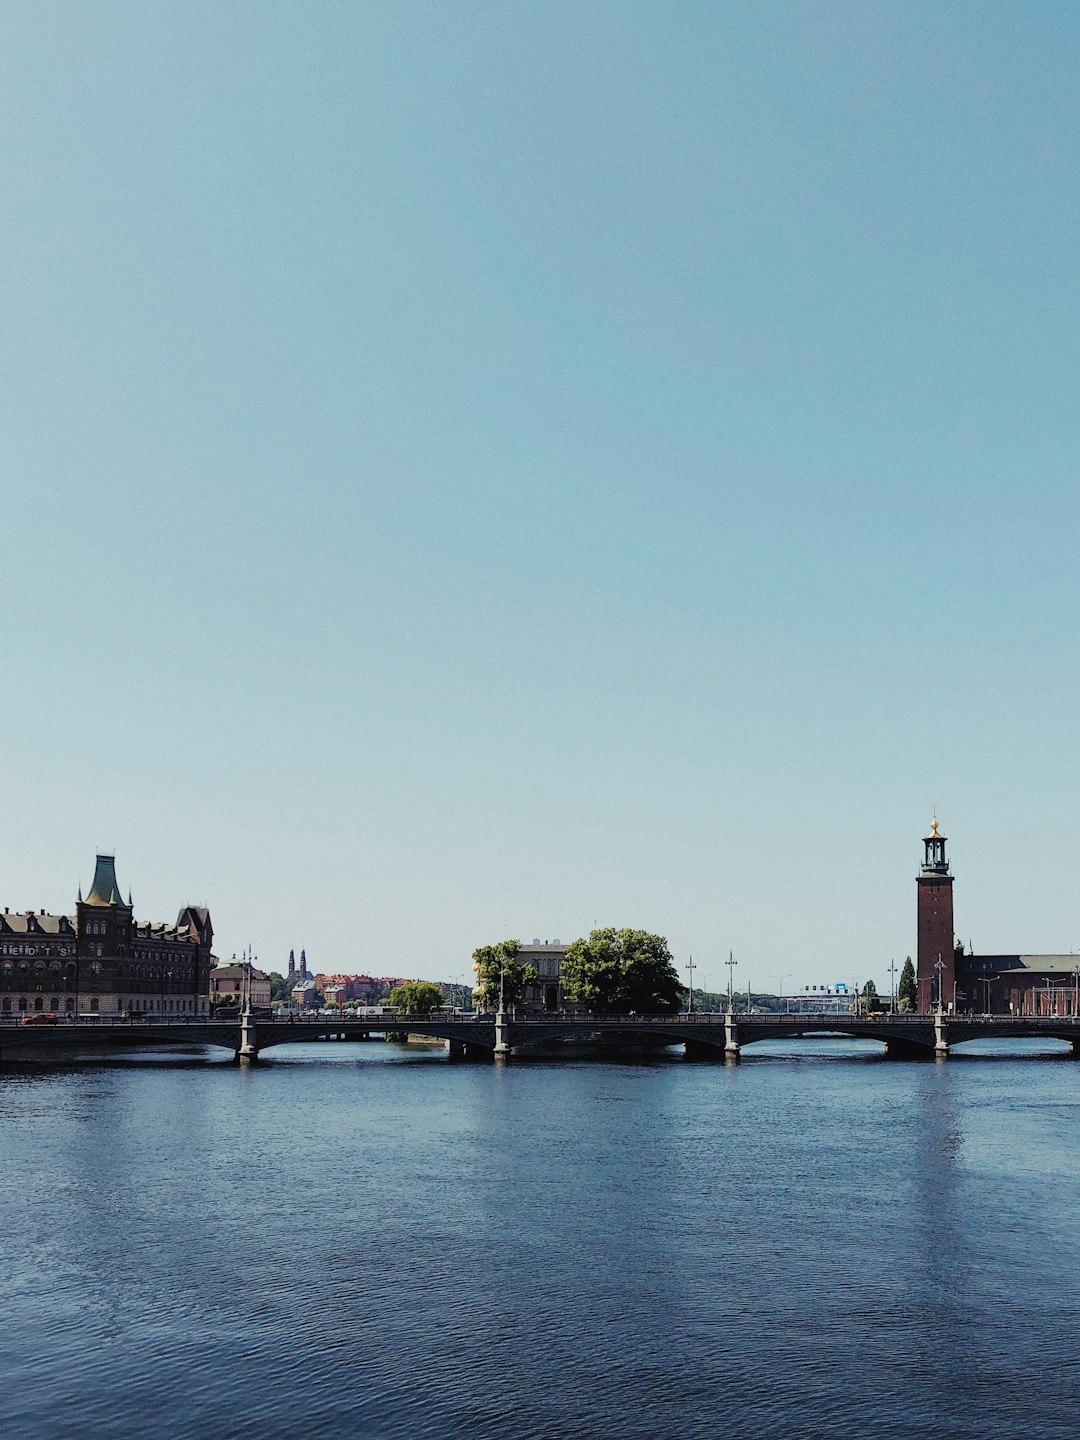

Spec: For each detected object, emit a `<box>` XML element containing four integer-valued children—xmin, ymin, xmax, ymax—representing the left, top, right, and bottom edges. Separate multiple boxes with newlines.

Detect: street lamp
<box><xmin>725</xmin><ymin>951</ymin><xmax>737</xmax><ymax>1013</ymax></box>
<box><xmin>888</xmin><ymin>959</ymin><xmax>898</xmax><ymax>1013</ymax></box>
<box><xmin>934</xmin><ymin>954</ymin><xmax>945</xmax><ymax>1016</ymax></box>
<box><xmin>777</xmin><ymin>976</ymin><xmax>789</xmax><ymax>1014</ymax></box>
<box><xmin>687</xmin><ymin>953</ymin><xmax>696</xmax><ymax>1014</ymax></box>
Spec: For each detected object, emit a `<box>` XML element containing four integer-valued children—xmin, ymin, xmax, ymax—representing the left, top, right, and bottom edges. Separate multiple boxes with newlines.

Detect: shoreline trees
<box><xmin>471</xmin><ymin>940</ymin><xmax>539</xmax><ymax>1011</ymax></box>
<box><xmin>560</xmin><ymin>928</ymin><xmax>683</xmax><ymax>1014</ymax></box>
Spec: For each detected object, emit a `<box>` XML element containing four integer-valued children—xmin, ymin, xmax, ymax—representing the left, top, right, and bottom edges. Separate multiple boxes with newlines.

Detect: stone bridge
<box><xmin>3</xmin><ymin>1010</ymin><xmax>1080</xmax><ymax>1062</ymax></box>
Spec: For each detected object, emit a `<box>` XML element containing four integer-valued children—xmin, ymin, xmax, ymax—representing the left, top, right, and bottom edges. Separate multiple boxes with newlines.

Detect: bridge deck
<box><xmin>2</xmin><ymin>1011</ymin><xmax>1078</xmax><ymax>1060</ymax></box>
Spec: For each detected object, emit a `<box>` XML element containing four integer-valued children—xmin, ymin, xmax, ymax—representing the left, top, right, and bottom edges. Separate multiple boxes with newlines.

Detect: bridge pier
<box><xmin>494</xmin><ymin>1010</ymin><xmax>512</xmax><ymax>1059</ymax></box>
<box><xmin>725</xmin><ymin>1014</ymin><xmax>740</xmax><ymax>1058</ymax></box>
<box><xmin>934</xmin><ymin>1014</ymin><xmax>949</xmax><ymax>1057</ymax></box>
<box><xmin>236</xmin><ymin>1013</ymin><xmax>259</xmax><ymax>1064</ymax></box>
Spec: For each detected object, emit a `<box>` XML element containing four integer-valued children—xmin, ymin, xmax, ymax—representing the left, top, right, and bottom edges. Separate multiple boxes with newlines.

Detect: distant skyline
<box><xmin>3</xmin><ymin>3</ymin><xmax>1080</xmax><ymax>993</ymax></box>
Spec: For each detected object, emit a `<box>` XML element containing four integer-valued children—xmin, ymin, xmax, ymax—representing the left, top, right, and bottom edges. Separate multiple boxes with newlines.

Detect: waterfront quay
<box><xmin>5</xmin><ymin>1009</ymin><xmax>1080</xmax><ymax>1063</ymax></box>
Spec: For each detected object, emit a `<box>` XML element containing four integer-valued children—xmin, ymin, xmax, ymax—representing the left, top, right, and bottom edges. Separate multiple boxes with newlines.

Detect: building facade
<box><xmin>470</xmin><ymin>940</ymin><xmax>584</xmax><ymax>1013</ymax></box>
<box><xmin>0</xmin><ymin>854</ymin><xmax>213</xmax><ymax>1017</ymax></box>
<box><xmin>209</xmin><ymin>964</ymin><xmax>270</xmax><ymax>1008</ymax></box>
<box><xmin>914</xmin><ymin>822</ymin><xmax>1080</xmax><ymax>1015</ymax></box>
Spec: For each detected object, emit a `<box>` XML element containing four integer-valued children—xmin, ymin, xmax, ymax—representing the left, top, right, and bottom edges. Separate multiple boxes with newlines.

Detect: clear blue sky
<box><xmin>3</xmin><ymin>2</ymin><xmax>1079</xmax><ymax>992</ymax></box>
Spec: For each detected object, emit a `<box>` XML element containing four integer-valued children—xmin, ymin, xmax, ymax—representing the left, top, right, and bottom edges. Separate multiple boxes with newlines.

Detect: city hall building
<box><xmin>916</xmin><ymin>821</ymin><xmax>1079</xmax><ymax>1016</ymax></box>
<box><xmin>0</xmin><ymin>853</ymin><xmax>214</xmax><ymax>1017</ymax></box>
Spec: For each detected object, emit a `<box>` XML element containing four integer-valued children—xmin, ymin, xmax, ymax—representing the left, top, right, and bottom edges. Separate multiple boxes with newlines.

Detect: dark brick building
<box><xmin>916</xmin><ymin>819</ymin><xmax>954</xmax><ymax>1012</ymax></box>
<box><xmin>0</xmin><ymin>854</ymin><xmax>213</xmax><ymax>1017</ymax></box>
<box><xmin>915</xmin><ymin>822</ymin><xmax>1080</xmax><ymax>1015</ymax></box>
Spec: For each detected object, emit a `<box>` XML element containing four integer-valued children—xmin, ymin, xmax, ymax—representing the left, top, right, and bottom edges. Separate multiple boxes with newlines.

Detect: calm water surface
<box><xmin>2</xmin><ymin>1036</ymin><xmax>1079</xmax><ymax>1439</ymax></box>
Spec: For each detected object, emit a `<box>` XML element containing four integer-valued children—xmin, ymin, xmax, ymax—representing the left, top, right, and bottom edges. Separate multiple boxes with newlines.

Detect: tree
<box><xmin>897</xmin><ymin>956</ymin><xmax>917</xmax><ymax>1012</ymax></box>
<box><xmin>388</xmin><ymin>980</ymin><xmax>444</xmax><ymax>1015</ymax></box>
<box><xmin>560</xmin><ymin>928</ymin><xmax>683</xmax><ymax>1014</ymax></box>
<box><xmin>862</xmin><ymin>979</ymin><xmax>881</xmax><ymax>1014</ymax></box>
<box><xmin>268</xmin><ymin>972</ymin><xmax>293</xmax><ymax>1003</ymax></box>
<box><xmin>471</xmin><ymin>940</ymin><xmax>538</xmax><ymax>1011</ymax></box>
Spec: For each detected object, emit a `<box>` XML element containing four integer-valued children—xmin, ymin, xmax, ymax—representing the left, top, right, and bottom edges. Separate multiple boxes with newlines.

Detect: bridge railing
<box><xmin>4</xmin><ymin>1009</ymin><xmax>1076</xmax><ymax>1031</ymax></box>
<box><xmin>0</xmin><ymin>1014</ymin><xmax>213</xmax><ymax>1027</ymax></box>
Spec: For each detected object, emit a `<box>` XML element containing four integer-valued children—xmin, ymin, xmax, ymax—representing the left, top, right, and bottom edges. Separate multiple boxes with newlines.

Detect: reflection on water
<box><xmin>2</xmin><ymin>1040</ymin><xmax>1079</xmax><ymax>1439</ymax></box>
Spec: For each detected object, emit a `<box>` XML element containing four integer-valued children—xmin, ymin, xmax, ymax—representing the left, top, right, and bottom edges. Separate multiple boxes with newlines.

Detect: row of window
<box><xmin>2</xmin><ymin>961</ymin><xmax>196</xmax><ymax>981</ymax></box>
<box><xmin>2</xmin><ymin>960</ymin><xmax>70</xmax><ymax>973</ymax></box>
<box><xmin>2</xmin><ymin>996</ymin><xmax>73</xmax><ymax>1012</ymax></box>
<box><xmin>0</xmin><ymin>961</ymin><xmax>98</xmax><ymax>980</ymax></box>
<box><xmin>0</xmin><ymin>996</ymin><xmax>202</xmax><ymax>1014</ymax></box>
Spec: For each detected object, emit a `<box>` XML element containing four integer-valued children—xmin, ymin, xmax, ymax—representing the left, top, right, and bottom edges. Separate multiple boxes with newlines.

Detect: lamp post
<box><xmin>984</xmin><ymin>973</ymin><xmax>992</xmax><ymax>1015</ymax></box>
<box><xmin>934</xmin><ymin>954</ymin><xmax>945</xmax><ymax>1016</ymax></box>
<box><xmin>1073</xmin><ymin>965</ymin><xmax>1079</xmax><ymax>1019</ymax></box>
<box><xmin>888</xmin><ymin>959</ymin><xmax>898</xmax><ymax>1014</ymax></box>
<box><xmin>777</xmin><ymin>976</ymin><xmax>789</xmax><ymax>1014</ymax></box>
<box><xmin>687</xmin><ymin>953</ymin><xmax>696</xmax><ymax>1014</ymax></box>
<box><xmin>725</xmin><ymin>951</ymin><xmax>737</xmax><ymax>1013</ymax></box>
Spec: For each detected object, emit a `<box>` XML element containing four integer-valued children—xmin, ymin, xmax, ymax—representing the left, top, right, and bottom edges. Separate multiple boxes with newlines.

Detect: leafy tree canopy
<box><xmin>388</xmin><ymin>980</ymin><xmax>445</xmax><ymax>1015</ymax></box>
<box><xmin>472</xmin><ymin>940</ymin><xmax>538</xmax><ymax>1011</ymax></box>
<box><xmin>560</xmin><ymin>928</ymin><xmax>683</xmax><ymax>1014</ymax></box>
<box><xmin>898</xmin><ymin>957</ymin><xmax>917</xmax><ymax>1010</ymax></box>
<box><xmin>268</xmin><ymin>972</ymin><xmax>293</xmax><ymax>1003</ymax></box>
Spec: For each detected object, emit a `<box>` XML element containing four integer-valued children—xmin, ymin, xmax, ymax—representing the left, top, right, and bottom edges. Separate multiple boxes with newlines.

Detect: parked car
<box><xmin>21</xmin><ymin>1012</ymin><xmax>58</xmax><ymax>1026</ymax></box>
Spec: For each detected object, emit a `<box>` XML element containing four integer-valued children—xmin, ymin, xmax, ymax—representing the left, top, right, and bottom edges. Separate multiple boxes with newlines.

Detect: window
<box><xmin>1</xmin><ymin>997</ymin><xmax>8</xmax><ymax>1011</ymax></box>
<box><xmin>90</xmin><ymin>962</ymin><xmax>102</xmax><ymax>976</ymax></box>
<box><xmin>18</xmin><ymin>996</ymin><xmax>27</xmax><ymax>1011</ymax></box>
<box><xmin>90</xmin><ymin>998</ymin><xmax>99</xmax><ymax>1012</ymax></box>
<box><xmin>33</xmin><ymin>997</ymin><xmax>43</xmax><ymax>1011</ymax></box>
<box><xmin>49</xmin><ymin>997</ymin><xmax>58</xmax><ymax>1010</ymax></box>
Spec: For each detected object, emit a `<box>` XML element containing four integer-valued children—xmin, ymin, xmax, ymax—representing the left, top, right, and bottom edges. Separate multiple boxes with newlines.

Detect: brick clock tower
<box><xmin>916</xmin><ymin>818</ymin><xmax>955</xmax><ymax>1013</ymax></box>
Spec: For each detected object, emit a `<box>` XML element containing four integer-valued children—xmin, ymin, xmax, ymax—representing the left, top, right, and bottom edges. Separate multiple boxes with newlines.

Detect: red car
<box><xmin>21</xmin><ymin>1012</ymin><xmax>58</xmax><ymax>1026</ymax></box>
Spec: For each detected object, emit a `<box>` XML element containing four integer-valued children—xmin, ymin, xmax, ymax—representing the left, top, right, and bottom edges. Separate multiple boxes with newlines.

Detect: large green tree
<box><xmin>268</xmin><ymin>972</ymin><xmax>293</xmax><ymax>1003</ymax></box>
<box><xmin>897</xmin><ymin>957</ymin><xmax>917</xmax><ymax>1012</ymax></box>
<box><xmin>861</xmin><ymin>978</ymin><xmax>881</xmax><ymax>1014</ymax></box>
<box><xmin>560</xmin><ymin>928</ymin><xmax>683</xmax><ymax>1014</ymax></box>
<box><xmin>388</xmin><ymin>980</ymin><xmax>445</xmax><ymax>1015</ymax></box>
<box><xmin>471</xmin><ymin>940</ymin><xmax>539</xmax><ymax>1011</ymax></box>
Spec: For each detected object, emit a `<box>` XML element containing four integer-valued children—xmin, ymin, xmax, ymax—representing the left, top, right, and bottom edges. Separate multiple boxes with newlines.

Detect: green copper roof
<box><xmin>85</xmin><ymin>853</ymin><xmax>125</xmax><ymax>907</ymax></box>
